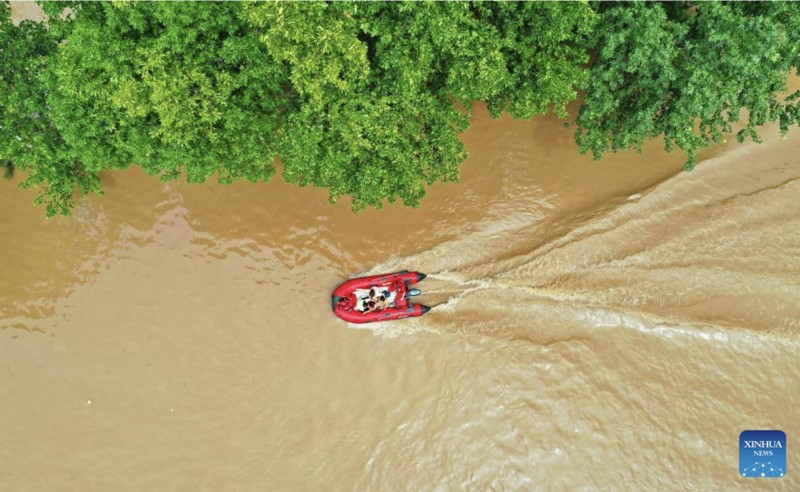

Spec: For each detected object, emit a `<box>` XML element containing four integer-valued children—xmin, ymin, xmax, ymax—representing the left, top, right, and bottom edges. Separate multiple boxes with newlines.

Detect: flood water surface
<box><xmin>3</xmin><ymin>6</ymin><xmax>799</xmax><ymax>487</ymax></box>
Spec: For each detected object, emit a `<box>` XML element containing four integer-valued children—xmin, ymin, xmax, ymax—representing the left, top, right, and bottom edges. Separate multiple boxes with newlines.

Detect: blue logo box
<box><xmin>740</xmin><ymin>430</ymin><xmax>786</xmax><ymax>478</ymax></box>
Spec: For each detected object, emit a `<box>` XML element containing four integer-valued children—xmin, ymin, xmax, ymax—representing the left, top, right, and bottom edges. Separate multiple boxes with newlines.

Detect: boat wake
<box><xmin>363</xmin><ymin>137</ymin><xmax>800</xmax><ymax>347</ymax></box>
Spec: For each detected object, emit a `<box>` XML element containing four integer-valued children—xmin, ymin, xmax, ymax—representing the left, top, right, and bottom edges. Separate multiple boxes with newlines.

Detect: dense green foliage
<box><xmin>41</xmin><ymin>1</ymin><xmax>288</xmax><ymax>209</ymax></box>
<box><xmin>577</xmin><ymin>1</ymin><xmax>800</xmax><ymax>169</ymax></box>
<box><xmin>1</xmin><ymin>1</ymin><xmax>102</xmax><ymax>215</ymax></box>
<box><xmin>246</xmin><ymin>1</ymin><xmax>595</xmax><ymax>209</ymax></box>
<box><xmin>1</xmin><ymin>1</ymin><xmax>799</xmax><ymax>216</ymax></box>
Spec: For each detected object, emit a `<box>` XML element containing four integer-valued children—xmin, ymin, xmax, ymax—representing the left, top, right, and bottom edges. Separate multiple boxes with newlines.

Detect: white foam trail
<box><xmin>353</xmin><ymin>133</ymin><xmax>800</xmax><ymax>347</ymax></box>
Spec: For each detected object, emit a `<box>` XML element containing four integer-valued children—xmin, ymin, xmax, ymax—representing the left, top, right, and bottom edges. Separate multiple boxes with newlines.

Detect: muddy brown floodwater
<box><xmin>3</xmin><ymin>4</ymin><xmax>800</xmax><ymax>490</ymax></box>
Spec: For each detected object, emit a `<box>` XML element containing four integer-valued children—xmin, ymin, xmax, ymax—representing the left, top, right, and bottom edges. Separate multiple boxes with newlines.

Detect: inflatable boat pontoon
<box><xmin>332</xmin><ymin>270</ymin><xmax>430</xmax><ymax>323</ymax></box>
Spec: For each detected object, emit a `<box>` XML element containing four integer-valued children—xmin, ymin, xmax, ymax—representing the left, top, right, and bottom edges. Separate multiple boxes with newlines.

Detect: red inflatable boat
<box><xmin>331</xmin><ymin>270</ymin><xmax>430</xmax><ymax>323</ymax></box>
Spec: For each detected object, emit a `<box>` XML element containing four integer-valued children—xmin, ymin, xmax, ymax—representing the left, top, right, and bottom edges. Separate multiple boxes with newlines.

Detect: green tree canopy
<box><xmin>1</xmin><ymin>1</ymin><xmax>102</xmax><ymax>215</ymax></box>
<box><xmin>576</xmin><ymin>1</ymin><xmax>800</xmax><ymax>169</ymax></box>
<box><xmin>245</xmin><ymin>1</ymin><xmax>595</xmax><ymax>209</ymax></box>
<box><xmin>1</xmin><ymin>1</ymin><xmax>799</xmax><ymax>216</ymax></box>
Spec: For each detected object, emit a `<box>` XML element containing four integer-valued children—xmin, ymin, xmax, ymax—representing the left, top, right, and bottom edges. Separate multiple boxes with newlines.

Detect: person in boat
<box><xmin>363</xmin><ymin>296</ymin><xmax>389</xmax><ymax>313</ymax></box>
<box><xmin>369</xmin><ymin>287</ymin><xmax>390</xmax><ymax>301</ymax></box>
<box><xmin>362</xmin><ymin>287</ymin><xmax>391</xmax><ymax>313</ymax></box>
<box><xmin>362</xmin><ymin>300</ymin><xmax>376</xmax><ymax>313</ymax></box>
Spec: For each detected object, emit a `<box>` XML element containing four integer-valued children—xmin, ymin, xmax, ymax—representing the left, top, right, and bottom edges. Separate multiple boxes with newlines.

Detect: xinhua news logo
<box><xmin>739</xmin><ymin>430</ymin><xmax>786</xmax><ymax>478</ymax></box>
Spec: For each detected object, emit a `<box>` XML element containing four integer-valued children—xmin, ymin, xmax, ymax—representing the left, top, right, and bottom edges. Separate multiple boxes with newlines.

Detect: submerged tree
<box><xmin>0</xmin><ymin>1</ymin><xmax>102</xmax><ymax>215</ymax></box>
<box><xmin>246</xmin><ymin>1</ymin><xmax>595</xmax><ymax>209</ymax></box>
<box><xmin>576</xmin><ymin>1</ymin><xmax>800</xmax><ymax>169</ymax></box>
<box><xmin>1</xmin><ymin>0</ymin><xmax>595</xmax><ymax>215</ymax></box>
<box><xmin>1</xmin><ymin>1</ymin><xmax>799</xmax><ymax>216</ymax></box>
<box><xmin>40</xmin><ymin>2</ymin><xmax>289</xmax><ymax>188</ymax></box>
